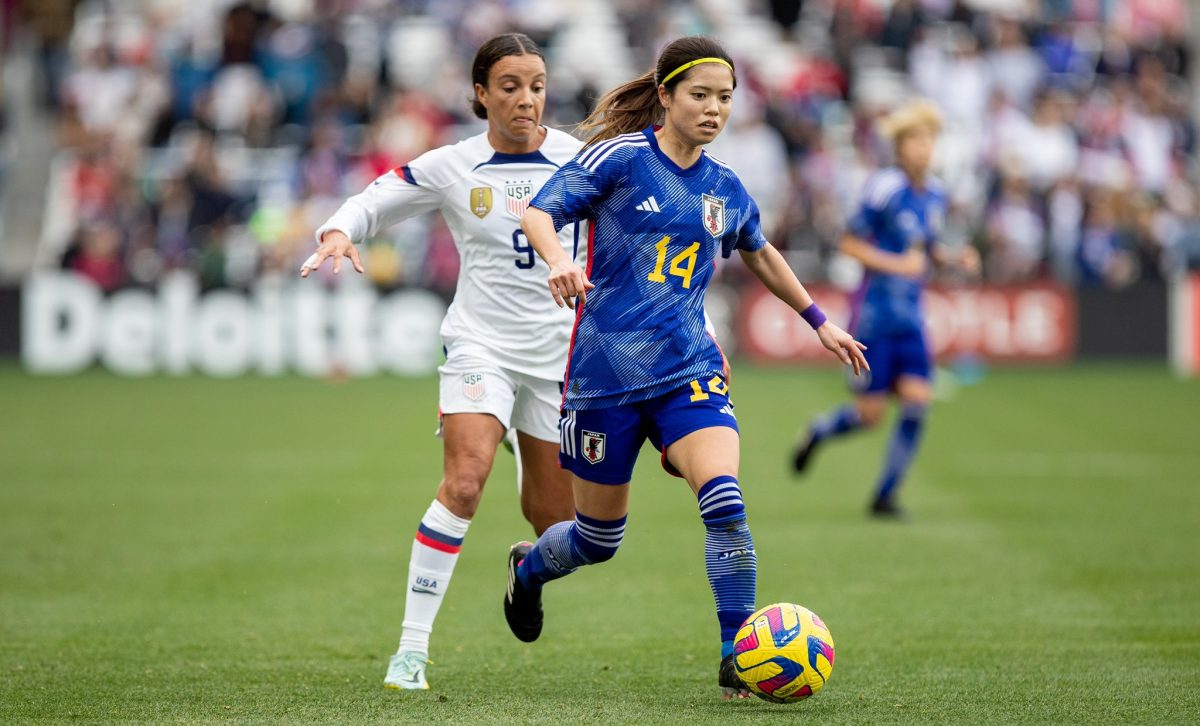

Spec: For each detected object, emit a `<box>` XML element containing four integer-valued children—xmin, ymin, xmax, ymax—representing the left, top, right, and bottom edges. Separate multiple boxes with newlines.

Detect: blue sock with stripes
<box><xmin>874</xmin><ymin>403</ymin><xmax>927</xmax><ymax>504</ymax></box>
<box><xmin>516</xmin><ymin>512</ymin><xmax>626</xmax><ymax>590</ymax></box>
<box><xmin>696</xmin><ymin>476</ymin><xmax>756</xmax><ymax>659</ymax></box>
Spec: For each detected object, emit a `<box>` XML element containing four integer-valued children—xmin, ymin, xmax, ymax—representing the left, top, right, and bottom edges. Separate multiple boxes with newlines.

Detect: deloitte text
<box><xmin>22</xmin><ymin>272</ymin><xmax>447</xmax><ymax>377</ymax></box>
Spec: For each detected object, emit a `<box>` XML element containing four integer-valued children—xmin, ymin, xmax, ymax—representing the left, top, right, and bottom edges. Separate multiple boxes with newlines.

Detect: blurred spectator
<box><xmin>1077</xmin><ymin>190</ymin><xmax>1135</xmax><ymax>288</ymax></box>
<box><xmin>16</xmin><ymin>0</ymin><xmax>1196</xmax><ymax>295</ymax></box>
<box><xmin>986</xmin><ymin>16</ymin><xmax>1046</xmax><ymax>110</ymax></box>
<box><xmin>984</xmin><ymin>168</ymin><xmax>1046</xmax><ymax>282</ymax></box>
<box><xmin>63</xmin><ymin>220</ymin><xmax>125</xmax><ymax>291</ymax></box>
<box><xmin>880</xmin><ymin>0</ymin><xmax>926</xmax><ymax>62</ymax></box>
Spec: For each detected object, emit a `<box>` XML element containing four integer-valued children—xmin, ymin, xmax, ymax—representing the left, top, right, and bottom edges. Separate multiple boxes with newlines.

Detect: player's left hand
<box><xmin>816</xmin><ymin>321</ymin><xmax>869</xmax><ymax>376</ymax></box>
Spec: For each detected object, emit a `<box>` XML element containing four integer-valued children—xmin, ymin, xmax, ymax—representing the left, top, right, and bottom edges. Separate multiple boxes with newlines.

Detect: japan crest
<box><xmin>505</xmin><ymin>180</ymin><xmax>534</xmax><ymax>219</ymax></box>
<box><xmin>701</xmin><ymin>194</ymin><xmax>725</xmax><ymax>238</ymax></box>
<box><xmin>581</xmin><ymin>430</ymin><xmax>605</xmax><ymax>464</ymax></box>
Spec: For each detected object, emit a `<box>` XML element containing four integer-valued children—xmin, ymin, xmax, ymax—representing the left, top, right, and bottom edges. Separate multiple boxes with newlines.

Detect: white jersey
<box><xmin>316</xmin><ymin>128</ymin><xmax>584</xmax><ymax>381</ymax></box>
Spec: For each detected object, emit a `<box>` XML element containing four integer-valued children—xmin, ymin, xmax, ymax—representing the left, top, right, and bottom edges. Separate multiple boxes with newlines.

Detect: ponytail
<box><xmin>578</xmin><ymin>71</ymin><xmax>661</xmax><ymax>148</ymax></box>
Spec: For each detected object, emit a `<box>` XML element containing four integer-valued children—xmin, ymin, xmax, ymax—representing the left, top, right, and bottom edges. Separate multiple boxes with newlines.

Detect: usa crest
<box><xmin>505</xmin><ymin>180</ymin><xmax>534</xmax><ymax>219</ymax></box>
<box><xmin>462</xmin><ymin>372</ymin><xmax>486</xmax><ymax>401</ymax></box>
<box><xmin>581</xmin><ymin>430</ymin><xmax>605</xmax><ymax>464</ymax></box>
<box><xmin>702</xmin><ymin>194</ymin><xmax>725</xmax><ymax>238</ymax></box>
<box><xmin>470</xmin><ymin>187</ymin><xmax>493</xmax><ymax>219</ymax></box>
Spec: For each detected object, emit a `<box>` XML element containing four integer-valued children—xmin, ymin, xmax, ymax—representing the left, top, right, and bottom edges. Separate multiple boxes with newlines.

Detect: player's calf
<box><xmin>503</xmin><ymin>513</ymin><xmax>627</xmax><ymax>642</ymax></box>
<box><xmin>696</xmin><ymin>476</ymin><xmax>757</xmax><ymax>664</ymax></box>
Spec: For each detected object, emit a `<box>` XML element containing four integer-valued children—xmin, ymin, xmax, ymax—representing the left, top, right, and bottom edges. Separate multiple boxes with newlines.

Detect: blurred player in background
<box><xmin>300</xmin><ymin>33</ymin><xmax>581</xmax><ymax>690</ymax></box>
<box><xmin>790</xmin><ymin>100</ymin><xmax>979</xmax><ymax>518</ymax></box>
<box><xmin>501</xmin><ymin>36</ymin><xmax>867</xmax><ymax>699</ymax></box>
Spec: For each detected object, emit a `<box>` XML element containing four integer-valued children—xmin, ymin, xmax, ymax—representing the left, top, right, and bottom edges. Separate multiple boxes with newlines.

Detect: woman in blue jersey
<box><xmin>501</xmin><ymin>36</ymin><xmax>868</xmax><ymax>699</ymax></box>
<box><xmin>790</xmin><ymin>100</ymin><xmax>979</xmax><ymax>518</ymax></box>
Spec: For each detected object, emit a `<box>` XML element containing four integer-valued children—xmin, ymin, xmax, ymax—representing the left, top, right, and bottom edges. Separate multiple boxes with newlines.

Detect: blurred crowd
<box><xmin>4</xmin><ymin>0</ymin><xmax>1200</xmax><ymax>294</ymax></box>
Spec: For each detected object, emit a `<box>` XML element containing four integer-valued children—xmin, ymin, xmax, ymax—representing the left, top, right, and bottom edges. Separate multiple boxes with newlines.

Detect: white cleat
<box><xmin>384</xmin><ymin>650</ymin><xmax>430</xmax><ymax>690</ymax></box>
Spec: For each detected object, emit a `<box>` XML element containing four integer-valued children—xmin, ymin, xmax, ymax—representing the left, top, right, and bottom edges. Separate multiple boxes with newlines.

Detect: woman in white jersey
<box><xmin>300</xmin><ymin>33</ymin><xmax>581</xmax><ymax>690</ymax></box>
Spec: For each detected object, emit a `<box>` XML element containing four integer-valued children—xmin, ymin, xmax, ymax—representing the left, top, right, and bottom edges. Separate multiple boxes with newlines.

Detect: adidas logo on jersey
<box><xmin>635</xmin><ymin>196</ymin><xmax>661</xmax><ymax>213</ymax></box>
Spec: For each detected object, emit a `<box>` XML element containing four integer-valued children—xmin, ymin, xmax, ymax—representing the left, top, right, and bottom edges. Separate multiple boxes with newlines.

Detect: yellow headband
<box><xmin>659</xmin><ymin>57</ymin><xmax>733</xmax><ymax>86</ymax></box>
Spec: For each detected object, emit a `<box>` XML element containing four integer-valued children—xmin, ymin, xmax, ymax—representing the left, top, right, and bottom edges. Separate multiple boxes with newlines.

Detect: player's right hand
<box><xmin>299</xmin><ymin>230</ymin><xmax>364</xmax><ymax>278</ymax></box>
<box><xmin>547</xmin><ymin>261</ymin><xmax>594</xmax><ymax>310</ymax></box>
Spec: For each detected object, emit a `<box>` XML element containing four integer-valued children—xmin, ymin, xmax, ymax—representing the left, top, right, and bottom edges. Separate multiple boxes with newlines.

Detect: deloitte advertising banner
<box><xmin>10</xmin><ymin>273</ymin><xmax>1091</xmax><ymax>376</ymax></box>
<box><xmin>19</xmin><ymin>272</ymin><xmax>446</xmax><ymax>377</ymax></box>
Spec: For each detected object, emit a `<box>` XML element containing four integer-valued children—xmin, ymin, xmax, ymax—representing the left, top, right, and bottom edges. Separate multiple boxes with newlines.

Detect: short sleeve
<box><xmin>726</xmin><ymin>195</ymin><xmax>768</xmax><ymax>257</ymax></box>
<box><xmin>846</xmin><ymin>170</ymin><xmax>903</xmax><ymax>241</ymax></box>
<box><xmin>530</xmin><ymin>143</ymin><xmax>633</xmax><ymax>230</ymax></box>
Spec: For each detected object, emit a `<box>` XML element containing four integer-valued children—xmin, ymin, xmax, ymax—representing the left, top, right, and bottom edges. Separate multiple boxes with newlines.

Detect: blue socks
<box><xmin>874</xmin><ymin>403</ymin><xmax>927</xmax><ymax>504</ymax></box>
<box><xmin>516</xmin><ymin>512</ymin><xmax>626</xmax><ymax>590</ymax></box>
<box><xmin>514</xmin><ymin>477</ymin><xmax>757</xmax><ymax>661</ymax></box>
<box><xmin>810</xmin><ymin>403</ymin><xmax>863</xmax><ymax>443</ymax></box>
<box><xmin>697</xmin><ymin>476</ymin><xmax>756</xmax><ymax>658</ymax></box>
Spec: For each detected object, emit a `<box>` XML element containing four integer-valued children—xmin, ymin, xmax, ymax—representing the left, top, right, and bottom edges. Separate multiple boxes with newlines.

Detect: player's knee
<box><xmin>856</xmin><ymin>400</ymin><xmax>886</xmax><ymax>428</ymax></box>
<box><xmin>899</xmin><ymin>401</ymin><xmax>929</xmax><ymax>422</ymax></box>
<box><xmin>438</xmin><ymin>472</ymin><xmax>487</xmax><ymax>518</ymax></box>
<box><xmin>696</xmin><ymin>475</ymin><xmax>745</xmax><ymax>527</ymax></box>
<box><xmin>524</xmin><ymin>499</ymin><xmax>573</xmax><ymax>536</ymax></box>
<box><xmin>570</xmin><ymin>512</ymin><xmax>626</xmax><ymax>564</ymax></box>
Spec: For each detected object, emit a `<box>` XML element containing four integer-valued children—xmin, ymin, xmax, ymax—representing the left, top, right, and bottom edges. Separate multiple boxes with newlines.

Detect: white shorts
<box><xmin>438</xmin><ymin>354</ymin><xmax>562</xmax><ymax>443</ymax></box>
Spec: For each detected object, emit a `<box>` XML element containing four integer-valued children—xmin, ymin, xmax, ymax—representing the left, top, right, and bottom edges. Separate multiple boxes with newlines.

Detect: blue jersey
<box><xmin>532</xmin><ymin>126</ymin><xmax>768</xmax><ymax>410</ymax></box>
<box><xmin>846</xmin><ymin>168</ymin><xmax>947</xmax><ymax>337</ymax></box>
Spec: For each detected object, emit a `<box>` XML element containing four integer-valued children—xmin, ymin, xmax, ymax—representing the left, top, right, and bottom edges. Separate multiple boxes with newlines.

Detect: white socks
<box><xmin>398</xmin><ymin>499</ymin><xmax>471</xmax><ymax>655</ymax></box>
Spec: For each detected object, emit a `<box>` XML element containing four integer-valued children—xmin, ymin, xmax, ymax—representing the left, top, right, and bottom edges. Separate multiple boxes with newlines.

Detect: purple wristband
<box><xmin>800</xmin><ymin>303</ymin><xmax>827</xmax><ymax>330</ymax></box>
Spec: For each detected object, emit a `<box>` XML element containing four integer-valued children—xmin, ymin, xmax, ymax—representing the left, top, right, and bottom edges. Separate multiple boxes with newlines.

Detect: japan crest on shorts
<box><xmin>702</xmin><ymin>194</ymin><xmax>725</xmax><ymax>238</ymax></box>
<box><xmin>462</xmin><ymin>372</ymin><xmax>486</xmax><ymax>401</ymax></box>
<box><xmin>581</xmin><ymin>430</ymin><xmax>605</xmax><ymax>464</ymax></box>
<box><xmin>505</xmin><ymin>180</ymin><xmax>534</xmax><ymax>219</ymax></box>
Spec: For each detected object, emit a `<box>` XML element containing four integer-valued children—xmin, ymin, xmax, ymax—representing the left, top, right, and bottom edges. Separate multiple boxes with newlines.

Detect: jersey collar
<box><xmin>642</xmin><ymin>125</ymin><xmax>706</xmax><ymax>177</ymax></box>
<box><xmin>474</xmin><ymin>127</ymin><xmax>561</xmax><ymax>170</ymax></box>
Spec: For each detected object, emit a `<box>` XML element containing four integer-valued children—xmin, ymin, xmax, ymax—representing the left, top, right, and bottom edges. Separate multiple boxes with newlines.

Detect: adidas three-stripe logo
<box><xmin>635</xmin><ymin>196</ymin><xmax>661</xmax><ymax>212</ymax></box>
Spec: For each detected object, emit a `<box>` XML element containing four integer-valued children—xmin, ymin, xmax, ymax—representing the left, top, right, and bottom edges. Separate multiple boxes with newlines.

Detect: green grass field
<box><xmin>1</xmin><ymin>363</ymin><xmax>1198</xmax><ymax>724</ymax></box>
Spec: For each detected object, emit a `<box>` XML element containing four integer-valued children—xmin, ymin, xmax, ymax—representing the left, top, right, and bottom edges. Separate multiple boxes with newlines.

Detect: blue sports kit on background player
<box><xmin>499</xmin><ymin>35</ymin><xmax>869</xmax><ymax>700</ymax></box>
<box><xmin>791</xmin><ymin>100</ymin><xmax>980</xmax><ymax>518</ymax></box>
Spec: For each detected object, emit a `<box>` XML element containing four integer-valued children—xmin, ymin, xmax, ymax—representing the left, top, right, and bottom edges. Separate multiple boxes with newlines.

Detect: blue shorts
<box><xmin>558</xmin><ymin>377</ymin><xmax>738</xmax><ymax>485</ymax></box>
<box><xmin>851</xmin><ymin>329</ymin><xmax>933</xmax><ymax>395</ymax></box>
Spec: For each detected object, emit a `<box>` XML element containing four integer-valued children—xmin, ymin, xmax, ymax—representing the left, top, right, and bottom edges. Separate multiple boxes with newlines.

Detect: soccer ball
<box><xmin>732</xmin><ymin>602</ymin><xmax>835</xmax><ymax>703</ymax></box>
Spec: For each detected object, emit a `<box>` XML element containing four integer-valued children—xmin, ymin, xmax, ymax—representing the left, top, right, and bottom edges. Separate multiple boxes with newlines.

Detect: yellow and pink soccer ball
<box><xmin>732</xmin><ymin>602</ymin><xmax>835</xmax><ymax>703</ymax></box>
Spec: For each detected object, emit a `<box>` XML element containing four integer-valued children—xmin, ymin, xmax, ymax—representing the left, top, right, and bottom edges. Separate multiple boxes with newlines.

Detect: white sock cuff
<box><xmin>425</xmin><ymin>499</ymin><xmax>471</xmax><ymax>538</ymax></box>
<box><xmin>401</xmin><ymin>621</ymin><xmax>433</xmax><ymax>634</ymax></box>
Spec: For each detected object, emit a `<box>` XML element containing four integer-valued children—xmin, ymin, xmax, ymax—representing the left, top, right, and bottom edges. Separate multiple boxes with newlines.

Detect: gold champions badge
<box><xmin>470</xmin><ymin>187</ymin><xmax>493</xmax><ymax>219</ymax></box>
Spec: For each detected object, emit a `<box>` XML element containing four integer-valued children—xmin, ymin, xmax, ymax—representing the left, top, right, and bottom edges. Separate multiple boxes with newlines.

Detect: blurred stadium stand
<box><xmin>2</xmin><ymin>0</ymin><xmax>1199</xmax><ymax>374</ymax></box>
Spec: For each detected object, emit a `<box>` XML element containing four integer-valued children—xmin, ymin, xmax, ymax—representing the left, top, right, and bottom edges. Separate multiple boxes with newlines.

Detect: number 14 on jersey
<box><xmin>647</xmin><ymin>235</ymin><xmax>700</xmax><ymax>289</ymax></box>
